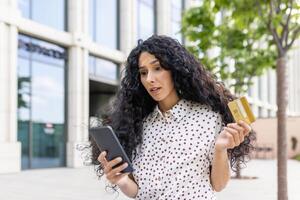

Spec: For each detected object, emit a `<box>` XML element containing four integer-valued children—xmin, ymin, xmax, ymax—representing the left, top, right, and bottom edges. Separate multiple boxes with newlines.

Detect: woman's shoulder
<box><xmin>142</xmin><ymin>106</ymin><xmax>159</xmax><ymax>124</ymax></box>
<box><xmin>189</xmin><ymin>100</ymin><xmax>222</xmax><ymax>121</ymax></box>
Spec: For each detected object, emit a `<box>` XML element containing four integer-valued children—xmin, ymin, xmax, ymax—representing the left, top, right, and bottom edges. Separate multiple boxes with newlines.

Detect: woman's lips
<box><xmin>149</xmin><ymin>87</ymin><xmax>161</xmax><ymax>95</ymax></box>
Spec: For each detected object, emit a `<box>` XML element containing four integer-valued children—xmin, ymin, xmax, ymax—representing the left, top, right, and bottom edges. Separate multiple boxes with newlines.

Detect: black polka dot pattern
<box><xmin>131</xmin><ymin>99</ymin><xmax>223</xmax><ymax>200</ymax></box>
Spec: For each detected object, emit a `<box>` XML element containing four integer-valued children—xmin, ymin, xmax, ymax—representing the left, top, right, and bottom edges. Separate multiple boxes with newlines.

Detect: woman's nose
<box><xmin>146</xmin><ymin>72</ymin><xmax>155</xmax><ymax>83</ymax></box>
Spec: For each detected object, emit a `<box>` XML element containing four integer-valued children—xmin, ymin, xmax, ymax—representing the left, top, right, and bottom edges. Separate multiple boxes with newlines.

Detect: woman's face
<box><xmin>138</xmin><ymin>52</ymin><xmax>178</xmax><ymax>104</ymax></box>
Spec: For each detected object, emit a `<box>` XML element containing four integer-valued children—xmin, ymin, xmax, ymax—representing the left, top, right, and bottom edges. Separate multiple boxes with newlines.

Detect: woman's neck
<box><xmin>158</xmin><ymin>90</ymin><xmax>180</xmax><ymax>112</ymax></box>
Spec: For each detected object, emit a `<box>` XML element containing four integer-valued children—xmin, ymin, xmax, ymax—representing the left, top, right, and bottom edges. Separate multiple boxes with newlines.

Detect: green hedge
<box><xmin>293</xmin><ymin>154</ymin><xmax>300</xmax><ymax>161</ymax></box>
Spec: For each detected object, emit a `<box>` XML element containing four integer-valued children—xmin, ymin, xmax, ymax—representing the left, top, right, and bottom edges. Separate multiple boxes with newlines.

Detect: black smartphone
<box><xmin>89</xmin><ymin>126</ymin><xmax>134</xmax><ymax>173</ymax></box>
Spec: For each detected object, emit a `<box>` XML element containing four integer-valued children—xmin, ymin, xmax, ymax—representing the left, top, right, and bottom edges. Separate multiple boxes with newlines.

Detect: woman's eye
<box><xmin>155</xmin><ymin>66</ymin><xmax>162</xmax><ymax>71</ymax></box>
<box><xmin>139</xmin><ymin>71</ymin><xmax>147</xmax><ymax>76</ymax></box>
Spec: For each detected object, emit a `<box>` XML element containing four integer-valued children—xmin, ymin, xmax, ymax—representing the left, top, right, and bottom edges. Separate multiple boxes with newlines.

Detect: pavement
<box><xmin>0</xmin><ymin>159</ymin><xmax>299</xmax><ymax>200</ymax></box>
<box><xmin>216</xmin><ymin>159</ymin><xmax>300</xmax><ymax>200</ymax></box>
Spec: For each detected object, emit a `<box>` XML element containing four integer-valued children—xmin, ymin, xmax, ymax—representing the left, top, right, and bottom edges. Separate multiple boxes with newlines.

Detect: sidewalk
<box><xmin>217</xmin><ymin>159</ymin><xmax>300</xmax><ymax>200</ymax></box>
<box><xmin>0</xmin><ymin>160</ymin><xmax>299</xmax><ymax>200</ymax></box>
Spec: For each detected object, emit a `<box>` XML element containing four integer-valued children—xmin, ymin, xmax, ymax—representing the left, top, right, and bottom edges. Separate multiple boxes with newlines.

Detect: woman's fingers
<box><xmin>105</xmin><ymin>157</ymin><xmax>123</xmax><ymax>174</ymax></box>
<box><xmin>98</xmin><ymin>151</ymin><xmax>108</xmax><ymax>167</ymax></box>
<box><xmin>224</xmin><ymin>127</ymin><xmax>240</xmax><ymax>145</ymax></box>
<box><xmin>225</xmin><ymin>121</ymin><xmax>251</xmax><ymax>147</ymax></box>
<box><xmin>97</xmin><ymin>152</ymin><xmax>130</xmax><ymax>185</ymax></box>
<box><xmin>237</xmin><ymin>120</ymin><xmax>252</xmax><ymax>136</ymax></box>
<box><xmin>227</xmin><ymin>123</ymin><xmax>243</xmax><ymax>134</ymax></box>
<box><xmin>106</xmin><ymin>162</ymin><xmax>128</xmax><ymax>180</ymax></box>
<box><xmin>98</xmin><ymin>153</ymin><xmax>125</xmax><ymax>175</ymax></box>
<box><xmin>223</xmin><ymin>131</ymin><xmax>235</xmax><ymax>149</ymax></box>
<box><xmin>227</xmin><ymin>123</ymin><xmax>244</xmax><ymax>142</ymax></box>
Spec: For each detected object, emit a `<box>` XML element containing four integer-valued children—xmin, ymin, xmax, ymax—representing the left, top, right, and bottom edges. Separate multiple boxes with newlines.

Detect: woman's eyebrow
<box><xmin>139</xmin><ymin>59</ymin><xmax>159</xmax><ymax>68</ymax></box>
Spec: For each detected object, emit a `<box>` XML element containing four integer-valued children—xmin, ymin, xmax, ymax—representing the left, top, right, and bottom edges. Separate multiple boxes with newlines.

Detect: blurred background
<box><xmin>0</xmin><ymin>0</ymin><xmax>299</xmax><ymax>199</ymax></box>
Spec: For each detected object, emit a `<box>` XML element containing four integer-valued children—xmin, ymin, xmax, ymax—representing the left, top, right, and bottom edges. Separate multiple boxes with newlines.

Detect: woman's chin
<box><xmin>150</xmin><ymin>95</ymin><xmax>163</xmax><ymax>102</ymax></box>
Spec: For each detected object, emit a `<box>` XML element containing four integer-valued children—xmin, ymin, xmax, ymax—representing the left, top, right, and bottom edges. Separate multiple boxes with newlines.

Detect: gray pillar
<box><xmin>119</xmin><ymin>0</ymin><xmax>138</xmax><ymax>77</ymax></box>
<box><xmin>0</xmin><ymin>0</ymin><xmax>21</xmax><ymax>173</ymax></box>
<box><xmin>66</xmin><ymin>0</ymin><xmax>89</xmax><ymax>168</ymax></box>
<box><xmin>120</xmin><ymin>0</ymin><xmax>137</xmax><ymax>56</ymax></box>
<box><xmin>156</xmin><ymin>0</ymin><xmax>171</xmax><ymax>35</ymax></box>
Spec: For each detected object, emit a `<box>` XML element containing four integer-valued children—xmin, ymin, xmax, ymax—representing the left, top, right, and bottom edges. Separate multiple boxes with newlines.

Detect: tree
<box><xmin>18</xmin><ymin>77</ymin><xmax>30</xmax><ymax>109</ymax></box>
<box><xmin>182</xmin><ymin>1</ymin><xmax>276</xmax><ymax>94</ymax></box>
<box><xmin>182</xmin><ymin>1</ymin><xmax>300</xmax><ymax>199</ymax></box>
<box><xmin>182</xmin><ymin>0</ymin><xmax>276</xmax><ymax>179</ymax></box>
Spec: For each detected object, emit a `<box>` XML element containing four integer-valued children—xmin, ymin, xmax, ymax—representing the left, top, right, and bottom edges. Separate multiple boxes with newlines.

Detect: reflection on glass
<box><xmin>89</xmin><ymin>0</ymin><xmax>94</xmax><ymax>43</ymax></box>
<box><xmin>31</xmin><ymin>61</ymin><xmax>65</xmax><ymax>168</ymax></box>
<box><xmin>89</xmin><ymin>56</ymin><xmax>96</xmax><ymax>75</ymax></box>
<box><xmin>89</xmin><ymin>55</ymin><xmax>118</xmax><ymax>81</ymax></box>
<box><xmin>89</xmin><ymin>0</ymin><xmax>118</xmax><ymax>49</ymax></box>
<box><xmin>171</xmin><ymin>0</ymin><xmax>183</xmax><ymax>43</ymax></box>
<box><xmin>18</xmin><ymin>0</ymin><xmax>30</xmax><ymax>18</ymax></box>
<box><xmin>31</xmin><ymin>61</ymin><xmax>64</xmax><ymax>123</ymax></box>
<box><xmin>17</xmin><ymin>57</ymin><xmax>31</xmax><ymax>169</ymax></box>
<box><xmin>17</xmin><ymin>35</ymin><xmax>66</xmax><ymax>169</ymax></box>
<box><xmin>31</xmin><ymin>122</ymin><xmax>65</xmax><ymax>168</ymax></box>
<box><xmin>137</xmin><ymin>0</ymin><xmax>156</xmax><ymax>40</ymax></box>
<box><xmin>17</xmin><ymin>0</ymin><xmax>66</xmax><ymax>31</ymax></box>
<box><xmin>30</xmin><ymin>38</ymin><xmax>66</xmax><ymax>66</ymax></box>
<box><xmin>18</xmin><ymin>34</ymin><xmax>31</xmax><ymax>58</ymax></box>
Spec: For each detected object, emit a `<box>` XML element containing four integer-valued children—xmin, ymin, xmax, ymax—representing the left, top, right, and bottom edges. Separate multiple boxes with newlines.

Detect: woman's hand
<box><xmin>98</xmin><ymin>151</ymin><xmax>131</xmax><ymax>186</ymax></box>
<box><xmin>215</xmin><ymin>120</ymin><xmax>251</xmax><ymax>152</ymax></box>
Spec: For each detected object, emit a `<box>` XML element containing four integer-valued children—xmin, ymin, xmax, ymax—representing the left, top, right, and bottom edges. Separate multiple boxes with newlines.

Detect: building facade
<box><xmin>0</xmin><ymin>0</ymin><xmax>299</xmax><ymax>174</ymax></box>
<box><xmin>0</xmin><ymin>0</ymin><xmax>191</xmax><ymax>173</ymax></box>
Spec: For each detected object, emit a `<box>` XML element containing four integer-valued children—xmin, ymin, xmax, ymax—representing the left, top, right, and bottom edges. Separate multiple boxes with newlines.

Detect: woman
<box><xmin>91</xmin><ymin>35</ymin><xmax>255</xmax><ymax>199</ymax></box>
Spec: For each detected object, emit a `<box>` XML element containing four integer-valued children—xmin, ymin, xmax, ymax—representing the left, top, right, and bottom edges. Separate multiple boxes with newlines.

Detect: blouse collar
<box><xmin>149</xmin><ymin>99</ymin><xmax>192</xmax><ymax>123</ymax></box>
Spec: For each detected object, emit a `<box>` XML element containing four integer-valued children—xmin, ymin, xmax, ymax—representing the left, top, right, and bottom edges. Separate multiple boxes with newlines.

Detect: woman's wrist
<box><xmin>214</xmin><ymin>143</ymin><xmax>227</xmax><ymax>153</ymax></box>
<box><xmin>117</xmin><ymin>175</ymin><xmax>132</xmax><ymax>188</ymax></box>
<box><xmin>117</xmin><ymin>175</ymin><xmax>139</xmax><ymax>198</ymax></box>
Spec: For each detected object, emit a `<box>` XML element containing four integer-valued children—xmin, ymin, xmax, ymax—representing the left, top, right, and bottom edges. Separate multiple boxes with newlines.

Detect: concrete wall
<box><xmin>252</xmin><ymin>117</ymin><xmax>300</xmax><ymax>159</ymax></box>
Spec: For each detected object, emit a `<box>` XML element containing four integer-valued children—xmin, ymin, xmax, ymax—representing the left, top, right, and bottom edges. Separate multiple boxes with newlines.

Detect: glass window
<box><xmin>17</xmin><ymin>34</ymin><xmax>66</xmax><ymax>169</ymax></box>
<box><xmin>137</xmin><ymin>0</ymin><xmax>156</xmax><ymax>40</ymax></box>
<box><xmin>30</xmin><ymin>61</ymin><xmax>65</xmax><ymax>168</ymax></box>
<box><xmin>247</xmin><ymin>86</ymin><xmax>252</xmax><ymax>96</ymax></box>
<box><xmin>258</xmin><ymin>107</ymin><xmax>263</xmax><ymax>118</ymax></box>
<box><xmin>30</xmin><ymin>38</ymin><xmax>66</xmax><ymax>66</ymax></box>
<box><xmin>89</xmin><ymin>0</ymin><xmax>119</xmax><ymax>49</ymax></box>
<box><xmin>18</xmin><ymin>35</ymin><xmax>67</xmax><ymax>66</ymax></box>
<box><xmin>89</xmin><ymin>55</ymin><xmax>118</xmax><ymax>81</ymax></box>
<box><xmin>18</xmin><ymin>34</ymin><xmax>31</xmax><ymax>58</ymax></box>
<box><xmin>258</xmin><ymin>76</ymin><xmax>262</xmax><ymax>100</ymax></box>
<box><xmin>18</xmin><ymin>0</ymin><xmax>30</xmax><ymax>18</ymax></box>
<box><xmin>17</xmin><ymin>58</ymin><xmax>31</xmax><ymax>121</ymax></box>
<box><xmin>31</xmin><ymin>61</ymin><xmax>65</xmax><ymax>123</ymax></box>
<box><xmin>17</xmin><ymin>57</ymin><xmax>31</xmax><ymax>169</ymax></box>
<box><xmin>171</xmin><ymin>0</ymin><xmax>184</xmax><ymax>43</ymax></box>
<box><xmin>89</xmin><ymin>56</ymin><xmax>96</xmax><ymax>75</ymax></box>
<box><xmin>267</xmin><ymin>72</ymin><xmax>271</xmax><ymax>103</ymax></box>
<box><xmin>18</xmin><ymin>0</ymin><xmax>66</xmax><ymax>31</ymax></box>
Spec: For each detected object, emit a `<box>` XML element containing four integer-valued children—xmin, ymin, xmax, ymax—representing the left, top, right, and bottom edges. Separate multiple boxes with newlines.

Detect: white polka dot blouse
<box><xmin>131</xmin><ymin>99</ymin><xmax>224</xmax><ymax>200</ymax></box>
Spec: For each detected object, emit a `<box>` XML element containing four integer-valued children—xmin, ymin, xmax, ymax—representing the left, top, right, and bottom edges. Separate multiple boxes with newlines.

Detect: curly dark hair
<box><xmin>90</xmin><ymin>35</ymin><xmax>256</xmax><ymax>182</ymax></box>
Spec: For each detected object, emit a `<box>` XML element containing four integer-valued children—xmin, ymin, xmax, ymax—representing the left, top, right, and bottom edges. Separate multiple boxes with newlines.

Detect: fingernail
<box><xmin>118</xmin><ymin>157</ymin><xmax>122</xmax><ymax>161</ymax></box>
<box><xmin>124</xmin><ymin>163</ymin><xmax>128</xmax><ymax>167</ymax></box>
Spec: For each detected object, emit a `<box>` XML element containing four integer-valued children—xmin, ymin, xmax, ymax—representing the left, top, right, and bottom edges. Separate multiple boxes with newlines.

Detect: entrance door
<box><xmin>17</xmin><ymin>35</ymin><xmax>66</xmax><ymax>169</ymax></box>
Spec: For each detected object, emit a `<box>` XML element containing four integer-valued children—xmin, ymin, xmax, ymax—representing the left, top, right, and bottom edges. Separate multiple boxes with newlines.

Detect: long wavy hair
<box><xmin>90</xmin><ymin>35</ymin><xmax>256</xmax><ymax>182</ymax></box>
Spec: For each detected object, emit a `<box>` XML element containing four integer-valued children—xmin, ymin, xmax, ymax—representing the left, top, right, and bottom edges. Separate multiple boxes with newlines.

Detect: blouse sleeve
<box><xmin>207</xmin><ymin>113</ymin><xmax>224</xmax><ymax>165</ymax></box>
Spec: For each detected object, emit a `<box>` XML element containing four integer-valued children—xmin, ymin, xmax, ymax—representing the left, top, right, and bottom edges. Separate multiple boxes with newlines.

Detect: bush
<box><xmin>292</xmin><ymin>154</ymin><xmax>300</xmax><ymax>161</ymax></box>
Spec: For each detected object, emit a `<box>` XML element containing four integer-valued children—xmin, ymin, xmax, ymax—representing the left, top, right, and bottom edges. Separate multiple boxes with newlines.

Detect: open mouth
<box><xmin>149</xmin><ymin>87</ymin><xmax>161</xmax><ymax>94</ymax></box>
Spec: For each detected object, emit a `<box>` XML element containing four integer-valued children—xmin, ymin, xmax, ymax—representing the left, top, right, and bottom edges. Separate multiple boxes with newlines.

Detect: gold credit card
<box><xmin>227</xmin><ymin>96</ymin><xmax>256</xmax><ymax>125</ymax></box>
